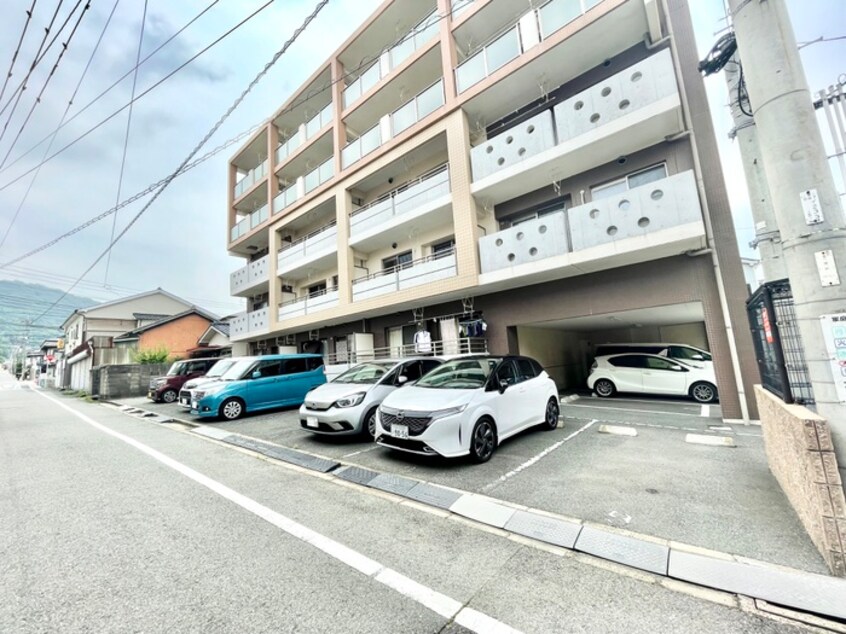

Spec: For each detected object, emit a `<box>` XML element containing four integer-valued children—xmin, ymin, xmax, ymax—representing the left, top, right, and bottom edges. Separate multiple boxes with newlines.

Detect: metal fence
<box><xmin>746</xmin><ymin>279</ymin><xmax>814</xmax><ymax>404</ymax></box>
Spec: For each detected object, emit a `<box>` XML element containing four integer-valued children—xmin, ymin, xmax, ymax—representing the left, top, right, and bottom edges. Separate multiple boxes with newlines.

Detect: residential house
<box><xmin>113</xmin><ymin>308</ymin><xmax>222</xmax><ymax>360</ymax></box>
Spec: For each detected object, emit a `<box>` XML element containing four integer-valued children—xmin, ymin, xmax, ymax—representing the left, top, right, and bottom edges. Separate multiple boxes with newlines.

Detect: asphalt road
<box><xmin>1</xmin><ymin>377</ymin><xmax>811</xmax><ymax>632</ymax></box>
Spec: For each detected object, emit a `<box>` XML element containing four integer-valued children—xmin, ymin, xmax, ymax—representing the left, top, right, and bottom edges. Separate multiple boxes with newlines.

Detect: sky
<box><xmin>0</xmin><ymin>0</ymin><xmax>842</xmax><ymax>323</ymax></box>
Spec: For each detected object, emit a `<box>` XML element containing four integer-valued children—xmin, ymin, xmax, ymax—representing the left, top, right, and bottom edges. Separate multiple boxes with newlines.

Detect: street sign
<box><xmin>820</xmin><ymin>314</ymin><xmax>846</xmax><ymax>403</ymax></box>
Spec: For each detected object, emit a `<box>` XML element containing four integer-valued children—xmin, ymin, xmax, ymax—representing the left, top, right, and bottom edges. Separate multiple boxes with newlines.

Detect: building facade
<box><xmin>225</xmin><ymin>0</ymin><xmax>759</xmax><ymax>418</ymax></box>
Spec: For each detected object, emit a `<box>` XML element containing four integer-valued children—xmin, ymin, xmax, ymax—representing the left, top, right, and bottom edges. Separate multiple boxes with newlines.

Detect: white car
<box><xmin>587</xmin><ymin>353</ymin><xmax>718</xmax><ymax>403</ymax></box>
<box><xmin>299</xmin><ymin>358</ymin><xmax>443</xmax><ymax>438</ymax></box>
<box><xmin>177</xmin><ymin>357</ymin><xmax>243</xmax><ymax>408</ymax></box>
<box><xmin>375</xmin><ymin>355</ymin><xmax>560</xmax><ymax>463</ymax></box>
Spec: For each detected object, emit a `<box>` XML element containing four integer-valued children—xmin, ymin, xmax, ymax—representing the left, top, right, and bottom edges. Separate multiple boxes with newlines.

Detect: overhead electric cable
<box><xmin>103</xmin><ymin>0</ymin><xmax>147</xmax><ymax>285</ymax></box>
<box><xmin>0</xmin><ymin>0</ymin><xmax>121</xmax><ymax>253</ymax></box>
<box><xmin>26</xmin><ymin>0</ymin><xmax>331</xmax><ymax>326</ymax></box>
<box><xmin>0</xmin><ymin>0</ymin><xmax>38</xmax><ymax>105</ymax></box>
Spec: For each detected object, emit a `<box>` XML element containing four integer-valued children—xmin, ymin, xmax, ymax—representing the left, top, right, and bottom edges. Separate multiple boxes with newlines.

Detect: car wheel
<box><xmin>469</xmin><ymin>418</ymin><xmax>497</xmax><ymax>464</ymax></box>
<box><xmin>594</xmin><ymin>379</ymin><xmax>616</xmax><ymax>398</ymax></box>
<box><xmin>161</xmin><ymin>389</ymin><xmax>177</xmax><ymax>404</ymax></box>
<box><xmin>542</xmin><ymin>397</ymin><xmax>559</xmax><ymax>431</ymax></box>
<box><xmin>219</xmin><ymin>398</ymin><xmax>245</xmax><ymax>420</ymax></box>
<box><xmin>691</xmin><ymin>382</ymin><xmax>718</xmax><ymax>403</ymax></box>
<box><xmin>363</xmin><ymin>407</ymin><xmax>377</xmax><ymax>440</ymax></box>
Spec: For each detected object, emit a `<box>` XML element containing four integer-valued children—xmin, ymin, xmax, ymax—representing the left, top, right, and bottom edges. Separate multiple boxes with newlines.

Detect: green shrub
<box><xmin>132</xmin><ymin>346</ymin><xmax>170</xmax><ymax>364</ymax></box>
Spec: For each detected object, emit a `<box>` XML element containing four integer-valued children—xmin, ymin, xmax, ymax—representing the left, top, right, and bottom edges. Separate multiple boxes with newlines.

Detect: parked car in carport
<box><xmin>148</xmin><ymin>357</ymin><xmax>219</xmax><ymax>403</ymax></box>
<box><xmin>375</xmin><ymin>355</ymin><xmax>560</xmax><ymax>463</ymax></box>
<box><xmin>300</xmin><ymin>357</ymin><xmax>443</xmax><ymax>438</ymax></box>
<box><xmin>178</xmin><ymin>357</ymin><xmax>242</xmax><ymax>408</ymax></box>
<box><xmin>190</xmin><ymin>354</ymin><xmax>326</xmax><ymax>420</ymax></box>
<box><xmin>587</xmin><ymin>353</ymin><xmax>718</xmax><ymax>403</ymax></box>
<box><xmin>594</xmin><ymin>343</ymin><xmax>712</xmax><ymax>366</ymax></box>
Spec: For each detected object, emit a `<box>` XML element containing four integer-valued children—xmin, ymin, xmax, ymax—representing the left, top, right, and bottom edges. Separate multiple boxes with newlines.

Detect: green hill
<box><xmin>0</xmin><ymin>280</ymin><xmax>96</xmax><ymax>361</ymax></box>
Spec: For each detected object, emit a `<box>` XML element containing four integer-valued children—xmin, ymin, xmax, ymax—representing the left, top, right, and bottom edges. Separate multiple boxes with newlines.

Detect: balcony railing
<box><xmin>304</xmin><ymin>158</ymin><xmax>334</xmax><ymax>194</ymax></box>
<box><xmin>455</xmin><ymin>24</ymin><xmax>522</xmax><ymax>93</ymax></box>
<box><xmin>276</xmin><ymin>104</ymin><xmax>333</xmax><ymax>165</ymax></box>
<box><xmin>230</xmin><ymin>204</ymin><xmax>269</xmax><ymax>242</ymax></box>
<box><xmin>450</xmin><ymin>0</ymin><xmax>476</xmax><ymax>19</ymax></box>
<box><xmin>230</xmin><ymin>254</ymin><xmax>270</xmax><ymax>296</ymax></box>
<box><xmin>273</xmin><ymin>184</ymin><xmax>300</xmax><ymax>215</ymax></box>
<box><xmin>323</xmin><ymin>337</ymin><xmax>487</xmax><ymax>365</ymax></box>
<box><xmin>229</xmin><ymin>308</ymin><xmax>269</xmax><ymax>339</ymax></box>
<box><xmin>341</xmin><ymin>124</ymin><xmax>383</xmax><ymax>169</ymax></box>
<box><xmin>278</xmin><ymin>286</ymin><xmax>339</xmax><ymax>320</ymax></box>
<box><xmin>278</xmin><ymin>222</ymin><xmax>338</xmax><ymax>274</ymax></box>
<box><xmin>478</xmin><ymin>170</ymin><xmax>703</xmax><ymax>274</ymax></box>
<box><xmin>342</xmin><ymin>10</ymin><xmax>439</xmax><ymax>110</ymax></box>
<box><xmin>352</xmin><ymin>249</ymin><xmax>457</xmax><ymax>301</ymax></box>
<box><xmin>233</xmin><ymin>159</ymin><xmax>269</xmax><ymax>199</ymax></box>
<box><xmin>470</xmin><ymin>49</ymin><xmax>678</xmax><ymax>182</ymax></box>
<box><xmin>350</xmin><ymin>165</ymin><xmax>450</xmax><ymax>238</ymax></box>
<box><xmin>391</xmin><ymin>79</ymin><xmax>445</xmax><ymax>136</ymax></box>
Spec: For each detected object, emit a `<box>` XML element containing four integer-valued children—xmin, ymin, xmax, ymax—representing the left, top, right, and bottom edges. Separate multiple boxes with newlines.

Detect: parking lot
<box><xmin>114</xmin><ymin>393</ymin><xmax>828</xmax><ymax>575</ymax></box>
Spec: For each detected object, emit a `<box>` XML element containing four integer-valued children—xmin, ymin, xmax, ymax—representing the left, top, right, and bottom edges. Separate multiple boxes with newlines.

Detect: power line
<box><xmin>104</xmin><ymin>0</ymin><xmax>147</xmax><ymax>285</ymax></box>
<box><xmin>0</xmin><ymin>0</ymin><xmax>120</xmax><ymax>253</ymax></box>
<box><xmin>0</xmin><ymin>0</ymin><xmax>221</xmax><ymax>177</ymax></box>
<box><xmin>27</xmin><ymin>0</ymin><xmax>332</xmax><ymax>326</ymax></box>
<box><xmin>0</xmin><ymin>0</ymin><xmax>38</xmax><ymax>105</ymax></box>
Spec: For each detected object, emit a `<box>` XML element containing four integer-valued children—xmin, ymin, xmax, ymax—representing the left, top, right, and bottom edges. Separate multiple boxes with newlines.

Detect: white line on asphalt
<box><xmin>700</xmin><ymin>405</ymin><xmax>710</xmax><ymax>417</ymax></box>
<box><xmin>480</xmin><ymin>420</ymin><xmax>597</xmax><ymax>493</ymax></box>
<box><xmin>597</xmin><ymin>424</ymin><xmax>638</xmax><ymax>437</ymax></box>
<box><xmin>32</xmin><ymin>389</ymin><xmax>522</xmax><ymax>634</ymax></box>
<box><xmin>562</xmin><ymin>403</ymin><xmax>705</xmax><ymax>418</ymax></box>
<box><xmin>685</xmin><ymin>433</ymin><xmax>736</xmax><ymax>447</ymax></box>
<box><xmin>342</xmin><ymin>445</ymin><xmax>381</xmax><ymax>458</ymax></box>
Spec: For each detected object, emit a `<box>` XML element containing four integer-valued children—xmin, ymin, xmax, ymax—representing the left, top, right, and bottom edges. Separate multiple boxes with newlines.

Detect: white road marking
<box><xmin>342</xmin><ymin>445</ymin><xmax>381</xmax><ymax>458</ymax></box>
<box><xmin>597</xmin><ymin>425</ymin><xmax>638</xmax><ymax>437</ymax></box>
<box><xmin>481</xmin><ymin>420</ymin><xmax>597</xmax><ymax>493</ymax></box>
<box><xmin>685</xmin><ymin>434</ymin><xmax>736</xmax><ymax>447</ymax></box>
<box><xmin>563</xmin><ymin>403</ymin><xmax>705</xmax><ymax>418</ymax></box>
<box><xmin>700</xmin><ymin>405</ymin><xmax>710</xmax><ymax>417</ymax></box>
<box><xmin>32</xmin><ymin>389</ymin><xmax>522</xmax><ymax>634</ymax></box>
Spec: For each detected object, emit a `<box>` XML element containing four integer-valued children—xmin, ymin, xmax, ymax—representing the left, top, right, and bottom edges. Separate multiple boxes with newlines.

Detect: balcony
<box><xmin>231</xmin><ymin>203</ymin><xmax>269</xmax><ymax>242</ymax></box>
<box><xmin>229</xmin><ymin>308</ymin><xmax>270</xmax><ymax>340</ymax></box>
<box><xmin>341</xmin><ymin>124</ymin><xmax>383</xmax><ymax>169</ymax></box>
<box><xmin>304</xmin><ymin>158</ymin><xmax>334</xmax><ymax>195</ymax></box>
<box><xmin>273</xmin><ymin>156</ymin><xmax>334</xmax><ymax>216</ymax></box>
<box><xmin>470</xmin><ymin>49</ymin><xmax>683</xmax><ymax>204</ymax></box>
<box><xmin>342</xmin><ymin>10</ymin><xmax>440</xmax><ymax>110</ymax></box>
<box><xmin>278</xmin><ymin>287</ymin><xmax>340</xmax><ymax>320</ymax></box>
<box><xmin>233</xmin><ymin>159</ymin><xmax>269</xmax><ymax>199</ymax></box>
<box><xmin>349</xmin><ymin>165</ymin><xmax>452</xmax><ymax>250</ymax></box>
<box><xmin>276</xmin><ymin>104</ymin><xmax>333</xmax><ymax>165</ymax></box>
<box><xmin>352</xmin><ymin>250</ymin><xmax>457</xmax><ymax>302</ymax></box>
<box><xmin>230</xmin><ymin>254</ymin><xmax>270</xmax><ymax>297</ymax></box>
<box><xmin>478</xmin><ymin>170</ymin><xmax>706</xmax><ymax>284</ymax></box>
<box><xmin>277</xmin><ymin>222</ymin><xmax>338</xmax><ymax>278</ymax></box>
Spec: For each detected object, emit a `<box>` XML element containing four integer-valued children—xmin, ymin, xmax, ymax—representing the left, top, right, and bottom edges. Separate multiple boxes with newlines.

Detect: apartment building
<box><xmin>225</xmin><ymin>0</ymin><xmax>759</xmax><ymax>418</ymax></box>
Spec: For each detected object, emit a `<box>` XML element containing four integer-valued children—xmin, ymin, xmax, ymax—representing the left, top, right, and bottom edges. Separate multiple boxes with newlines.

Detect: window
<box><xmin>591</xmin><ymin>163</ymin><xmax>668</xmax><ymax>201</ymax></box>
<box><xmin>499</xmin><ymin>196</ymin><xmax>569</xmax><ymax>229</ymax></box>
<box><xmin>431</xmin><ymin>238</ymin><xmax>455</xmax><ymax>258</ymax></box>
<box><xmin>515</xmin><ymin>358</ymin><xmax>537</xmax><ymax>382</ymax></box>
<box><xmin>254</xmin><ymin>359</ymin><xmax>282</xmax><ymax>377</ymax></box>
<box><xmin>644</xmin><ymin>356</ymin><xmax>683</xmax><ymax>371</ymax></box>
<box><xmin>282</xmin><ymin>358</ymin><xmax>309</xmax><ymax>374</ymax></box>
<box><xmin>308</xmin><ymin>282</ymin><xmax>327</xmax><ymax>297</ymax></box>
<box><xmin>399</xmin><ymin>361</ymin><xmax>425</xmax><ymax>383</ymax></box>
<box><xmin>608</xmin><ymin>355</ymin><xmax>648</xmax><ymax>368</ymax></box>
<box><xmin>668</xmin><ymin>345</ymin><xmax>711</xmax><ymax>362</ymax></box>
<box><xmin>421</xmin><ymin>359</ymin><xmax>442</xmax><ymax>375</ymax></box>
<box><xmin>494</xmin><ymin>360</ymin><xmax>519</xmax><ymax>386</ymax></box>
<box><xmin>306</xmin><ymin>357</ymin><xmax>324</xmax><ymax>371</ymax></box>
<box><xmin>331</xmin><ymin>275</ymin><xmax>339</xmax><ymax>289</ymax></box>
<box><xmin>382</xmin><ymin>250</ymin><xmax>412</xmax><ymax>271</ymax></box>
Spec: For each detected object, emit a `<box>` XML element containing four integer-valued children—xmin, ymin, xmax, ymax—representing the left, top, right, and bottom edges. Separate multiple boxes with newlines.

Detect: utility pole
<box><xmin>724</xmin><ymin>56</ymin><xmax>788</xmax><ymax>282</ymax></box>
<box><xmin>729</xmin><ymin>0</ymin><xmax>846</xmax><ymax>478</ymax></box>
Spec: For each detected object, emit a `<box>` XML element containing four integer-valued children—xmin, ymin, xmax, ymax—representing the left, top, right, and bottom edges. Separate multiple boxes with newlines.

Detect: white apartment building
<box><xmin>225</xmin><ymin>0</ymin><xmax>759</xmax><ymax>418</ymax></box>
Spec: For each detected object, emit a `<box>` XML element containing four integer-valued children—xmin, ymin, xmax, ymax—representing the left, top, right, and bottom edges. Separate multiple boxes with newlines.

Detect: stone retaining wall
<box><xmin>93</xmin><ymin>363</ymin><xmax>169</xmax><ymax>400</ymax></box>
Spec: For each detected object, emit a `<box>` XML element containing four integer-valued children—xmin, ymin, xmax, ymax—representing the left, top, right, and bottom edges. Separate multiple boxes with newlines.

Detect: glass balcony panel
<box><xmin>359</xmin><ymin>63</ymin><xmax>382</xmax><ymax>95</ymax></box>
<box><xmin>305</xmin><ymin>115</ymin><xmax>321</xmax><ymax>139</ymax></box>
<box><xmin>392</xmin><ymin>101</ymin><xmax>417</xmax><ymax>136</ymax></box>
<box><xmin>486</xmin><ymin>27</ymin><xmax>521</xmax><ymax>75</ymax></box>
<box><xmin>451</xmin><ymin>0</ymin><xmax>475</xmax><ymax>17</ymax></box>
<box><xmin>538</xmin><ymin>0</ymin><xmax>582</xmax><ymax>38</ymax></box>
<box><xmin>343</xmin><ymin>81</ymin><xmax>362</xmax><ymax>109</ymax></box>
<box><xmin>416</xmin><ymin>80</ymin><xmax>444</xmax><ymax>120</ymax></box>
<box><xmin>584</xmin><ymin>0</ymin><xmax>603</xmax><ymax>9</ymax></box>
<box><xmin>390</xmin><ymin>36</ymin><xmax>416</xmax><ymax>70</ymax></box>
<box><xmin>341</xmin><ymin>142</ymin><xmax>361</xmax><ymax>169</ymax></box>
<box><xmin>360</xmin><ymin>126</ymin><xmax>382</xmax><ymax>157</ymax></box>
<box><xmin>304</xmin><ymin>169</ymin><xmax>320</xmax><ymax>193</ymax></box>
<box><xmin>319</xmin><ymin>158</ymin><xmax>334</xmax><ymax>183</ymax></box>
<box><xmin>319</xmin><ymin>103</ymin><xmax>333</xmax><ymax>128</ymax></box>
<box><xmin>455</xmin><ymin>52</ymin><xmax>486</xmax><ymax>93</ymax></box>
<box><xmin>414</xmin><ymin>17</ymin><xmax>439</xmax><ymax>47</ymax></box>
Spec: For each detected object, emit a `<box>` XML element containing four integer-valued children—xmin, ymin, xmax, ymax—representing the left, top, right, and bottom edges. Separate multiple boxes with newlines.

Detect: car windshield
<box><xmin>219</xmin><ymin>359</ymin><xmax>256</xmax><ymax>381</ymax></box>
<box><xmin>415</xmin><ymin>358</ymin><xmax>501</xmax><ymax>389</ymax></box>
<box><xmin>206</xmin><ymin>359</ymin><xmax>235</xmax><ymax>378</ymax></box>
<box><xmin>333</xmin><ymin>362</ymin><xmax>394</xmax><ymax>384</ymax></box>
<box><xmin>165</xmin><ymin>361</ymin><xmax>186</xmax><ymax>377</ymax></box>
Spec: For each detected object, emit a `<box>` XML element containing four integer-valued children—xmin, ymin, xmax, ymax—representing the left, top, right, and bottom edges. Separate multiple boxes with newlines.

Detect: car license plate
<box><xmin>191</xmin><ymin>400</ymin><xmax>198</xmax><ymax>410</ymax></box>
<box><xmin>392</xmin><ymin>424</ymin><xmax>409</xmax><ymax>439</ymax></box>
<box><xmin>147</xmin><ymin>391</ymin><xmax>154</xmax><ymax>399</ymax></box>
<box><xmin>306</xmin><ymin>416</ymin><xmax>319</xmax><ymax>428</ymax></box>
<box><xmin>180</xmin><ymin>397</ymin><xmax>188</xmax><ymax>406</ymax></box>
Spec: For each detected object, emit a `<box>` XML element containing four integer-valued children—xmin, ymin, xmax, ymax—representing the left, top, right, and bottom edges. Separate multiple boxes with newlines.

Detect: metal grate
<box><xmin>746</xmin><ymin>279</ymin><xmax>814</xmax><ymax>404</ymax></box>
<box><xmin>381</xmin><ymin>411</ymin><xmax>431</xmax><ymax>435</ymax></box>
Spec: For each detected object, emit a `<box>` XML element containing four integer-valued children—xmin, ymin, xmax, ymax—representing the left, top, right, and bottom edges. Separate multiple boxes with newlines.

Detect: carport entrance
<box><xmin>513</xmin><ymin>302</ymin><xmax>708</xmax><ymax>394</ymax></box>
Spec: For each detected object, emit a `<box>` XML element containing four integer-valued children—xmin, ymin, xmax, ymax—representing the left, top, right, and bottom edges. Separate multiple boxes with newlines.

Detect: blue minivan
<box><xmin>190</xmin><ymin>354</ymin><xmax>326</xmax><ymax>420</ymax></box>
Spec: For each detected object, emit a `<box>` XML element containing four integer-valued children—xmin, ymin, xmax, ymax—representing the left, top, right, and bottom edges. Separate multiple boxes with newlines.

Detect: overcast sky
<box><xmin>0</xmin><ymin>0</ymin><xmax>842</xmax><ymax>321</ymax></box>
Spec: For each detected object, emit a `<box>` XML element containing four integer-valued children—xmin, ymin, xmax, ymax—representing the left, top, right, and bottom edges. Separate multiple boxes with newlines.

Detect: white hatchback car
<box><xmin>375</xmin><ymin>355</ymin><xmax>560</xmax><ymax>463</ymax></box>
<box><xmin>587</xmin><ymin>353</ymin><xmax>718</xmax><ymax>403</ymax></box>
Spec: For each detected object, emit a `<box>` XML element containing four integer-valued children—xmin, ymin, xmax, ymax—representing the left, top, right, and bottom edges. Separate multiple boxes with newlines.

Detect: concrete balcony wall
<box><xmin>229</xmin><ymin>313</ymin><xmax>249</xmax><ymax>338</ymax></box>
<box><xmin>352</xmin><ymin>252</ymin><xmax>457</xmax><ymax>301</ymax></box>
<box><xmin>470</xmin><ymin>110</ymin><xmax>557</xmax><ymax>181</ymax></box>
<box><xmin>277</xmin><ymin>224</ymin><xmax>338</xmax><ymax>276</ymax></box>
<box><xmin>479</xmin><ymin>212</ymin><xmax>569</xmax><ymax>273</ymax></box>
<box><xmin>230</xmin><ymin>254</ymin><xmax>270</xmax><ymax>296</ymax></box>
<box><xmin>248</xmin><ymin>308</ymin><xmax>269</xmax><ymax>333</ymax></box>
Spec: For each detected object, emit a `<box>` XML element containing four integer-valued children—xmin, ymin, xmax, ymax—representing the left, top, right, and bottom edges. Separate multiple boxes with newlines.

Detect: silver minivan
<box><xmin>300</xmin><ymin>358</ymin><xmax>443</xmax><ymax>438</ymax></box>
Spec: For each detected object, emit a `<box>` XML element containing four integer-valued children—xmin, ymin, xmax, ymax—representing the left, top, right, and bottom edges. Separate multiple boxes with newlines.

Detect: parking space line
<box><xmin>563</xmin><ymin>403</ymin><xmax>705</xmax><ymax>418</ymax></box>
<box><xmin>700</xmin><ymin>405</ymin><xmax>710</xmax><ymax>417</ymax></box>
<box><xmin>33</xmin><ymin>389</ymin><xmax>523</xmax><ymax>634</ymax></box>
<box><xmin>480</xmin><ymin>420</ymin><xmax>597</xmax><ymax>494</ymax></box>
<box><xmin>342</xmin><ymin>445</ymin><xmax>381</xmax><ymax>458</ymax></box>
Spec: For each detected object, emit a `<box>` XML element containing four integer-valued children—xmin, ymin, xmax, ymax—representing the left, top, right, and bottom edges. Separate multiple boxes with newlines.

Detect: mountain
<box><xmin>0</xmin><ymin>280</ymin><xmax>97</xmax><ymax>361</ymax></box>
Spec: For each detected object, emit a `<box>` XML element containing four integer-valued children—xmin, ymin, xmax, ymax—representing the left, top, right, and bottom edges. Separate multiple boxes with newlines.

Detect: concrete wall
<box><xmin>137</xmin><ymin>314</ymin><xmax>213</xmax><ymax>359</ymax></box>
<box><xmin>756</xmin><ymin>386</ymin><xmax>846</xmax><ymax>576</ymax></box>
<box><xmin>516</xmin><ymin>326</ymin><xmax>585</xmax><ymax>390</ymax></box>
<box><xmin>94</xmin><ymin>363</ymin><xmax>170</xmax><ymax>400</ymax></box>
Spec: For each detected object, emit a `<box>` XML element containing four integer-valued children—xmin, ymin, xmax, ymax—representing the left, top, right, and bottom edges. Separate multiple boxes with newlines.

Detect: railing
<box><xmin>230</xmin><ymin>204</ymin><xmax>269</xmax><ymax>242</ymax></box>
<box><xmin>341</xmin><ymin>124</ymin><xmax>383</xmax><ymax>168</ymax></box>
<box><xmin>322</xmin><ymin>337</ymin><xmax>488</xmax><ymax>365</ymax></box>
<box><xmin>278</xmin><ymin>286</ymin><xmax>340</xmax><ymax>320</ymax></box>
<box><xmin>352</xmin><ymin>249</ymin><xmax>457</xmax><ymax>301</ymax></box>
<box><xmin>276</xmin><ymin>104</ymin><xmax>333</xmax><ymax>165</ymax></box>
<box><xmin>233</xmin><ymin>159</ymin><xmax>269</xmax><ymax>198</ymax></box>
<box><xmin>342</xmin><ymin>10</ymin><xmax>440</xmax><ymax>110</ymax></box>
<box><xmin>537</xmin><ymin>0</ymin><xmax>604</xmax><ymax>39</ymax></box>
<box><xmin>455</xmin><ymin>24</ymin><xmax>522</xmax><ymax>93</ymax></box>
<box><xmin>304</xmin><ymin>158</ymin><xmax>334</xmax><ymax>194</ymax></box>
<box><xmin>276</xmin><ymin>130</ymin><xmax>303</xmax><ymax>164</ymax></box>
<box><xmin>230</xmin><ymin>254</ymin><xmax>269</xmax><ymax>296</ymax></box>
<box><xmin>305</xmin><ymin>103</ymin><xmax>333</xmax><ymax>138</ymax></box>
<box><xmin>273</xmin><ymin>184</ymin><xmax>300</xmax><ymax>215</ymax></box>
<box><xmin>350</xmin><ymin>165</ymin><xmax>450</xmax><ymax>237</ymax></box>
<box><xmin>391</xmin><ymin>79</ymin><xmax>445</xmax><ymax>136</ymax></box>
<box><xmin>278</xmin><ymin>222</ymin><xmax>338</xmax><ymax>273</ymax></box>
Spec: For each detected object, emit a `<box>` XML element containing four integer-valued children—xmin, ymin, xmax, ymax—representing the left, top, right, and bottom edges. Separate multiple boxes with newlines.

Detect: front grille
<box><xmin>380</xmin><ymin>411</ymin><xmax>431</xmax><ymax>436</ymax></box>
<box><xmin>300</xmin><ymin>419</ymin><xmax>353</xmax><ymax>433</ymax></box>
<box><xmin>303</xmin><ymin>401</ymin><xmax>332</xmax><ymax>412</ymax></box>
<box><xmin>179</xmin><ymin>390</ymin><xmax>190</xmax><ymax>400</ymax></box>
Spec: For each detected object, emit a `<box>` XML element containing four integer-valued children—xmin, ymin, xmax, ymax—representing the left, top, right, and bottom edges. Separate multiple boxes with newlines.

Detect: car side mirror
<box><xmin>671</xmin><ymin>365</ymin><xmax>685</xmax><ymax>372</ymax></box>
<box><xmin>397</xmin><ymin>375</ymin><xmax>408</xmax><ymax>385</ymax></box>
<box><xmin>498</xmin><ymin>379</ymin><xmax>509</xmax><ymax>394</ymax></box>
<box><xmin>691</xmin><ymin>354</ymin><xmax>704</xmax><ymax>361</ymax></box>
<box><xmin>251</xmin><ymin>371</ymin><xmax>261</xmax><ymax>380</ymax></box>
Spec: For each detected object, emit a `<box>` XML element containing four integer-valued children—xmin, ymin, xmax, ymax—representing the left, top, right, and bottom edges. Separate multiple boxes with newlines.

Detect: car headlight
<box><xmin>429</xmin><ymin>404</ymin><xmax>467</xmax><ymax>421</ymax></box>
<box><xmin>334</xmin><ymin>392</ymin><xmax>366</xmax><ymax>408</ymax></box>
<box><xmin>155</xmin><ymin>378</ymin><xmax>167</xmax><ymax>386</ymax></box>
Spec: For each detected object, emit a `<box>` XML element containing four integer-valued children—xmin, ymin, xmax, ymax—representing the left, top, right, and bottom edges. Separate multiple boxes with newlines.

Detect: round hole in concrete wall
<box><xmin>518</xmin><ymin>147</ymin><xmax>526</xmax><ymax>156</ymax></box>
<box><xmin>486</xmin><ymin>145</ymin><xmax>493</xmax><ymax>154</ymax></box>
<box><xmin>619</xmin><ymin>99</ymin><xmax>630</xmax><ymax>110</ymax></box>
<box><xmin>638</xmin><ymin>217</ymin><xmax>650</xmax><ymax>228</ymax></box>
<box><xmin>527</xmin><ymin>125</ymin><xmax>535</xmax><ymax>134</ymax></box>
<box><xmin>589</xmin><ymin>209</ymin><xmax>600</xmax><ymax>219</ymax></box>
<box><xmin>574</xmin><ymin>101</ymin><xmax>584</xmax><ymax>111</ymax></box>
<box><xmin>495</xmin><ymin>238</ymin><xmax>503</xmax><ymax>246</ymax></box>
<box><xmin>651</xmin><ymin>189</ymin><xmax>664</xmax><ymax>200</ymax></box>
<box><xmin>618</xmin><ymin>199</ymin><xmax>630</xmax><ymax>211</ymax></box>
<box><xmin>507</xmin><ymin>253</ymin><xmax>516</xmax><ymax>262</ymax></box>
<box><xmin>529</xmin><ymin>247</ymin><xmax>538</xmax><ymax>256</ymax></box>
<box><xmin>497</xmin><ymin>157</ymin><xmax>505</xmax><ymax>166</ymax></box>
<box><xmin>631</xmin><ymin>71</ymin><xmax>643</xmax><ymax>82</ymax></box>
<box><xmin>506</xmin><ymin>135</ymin><xmax>514</xmax><ymax>144</ymax></box>
<box><xmin>590</xmin><ymin>113</ymin><xmax>600</xmax><ymax>123</ymax></box>
<box><xmin>539</xmin><ymin>224</ymin><xmax>547</xmax><ymax>234</ymax></box>
<box><xmin>601</xmin><ymin>86</ymin><xmax>612</xmax><ymax>97</ymax></box>
<box><xmin>607</xmin><ymin>225</ymin><xmax>618</xmax><ymax>236</ymax></box>
<box><xmin>602</xmin><ymin>58</ymin><xmax>612</xmax><ymax>67</ymax></box>
<box><xmin>516</xmin><ymin>232</ymin><xmax>524</xmax><ymax>241</ymax></box>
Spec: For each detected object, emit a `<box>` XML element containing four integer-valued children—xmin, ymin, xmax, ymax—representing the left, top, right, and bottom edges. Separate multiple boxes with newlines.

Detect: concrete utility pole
<box><xmin>724</xmin><ymin>57</ymin><xmax>789</xmax><ymax>282</ymax></box>
<box><xmin>729</xmin><ymin>0</ymin><xmax>846</xmax><ymax>476</ymax></box>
